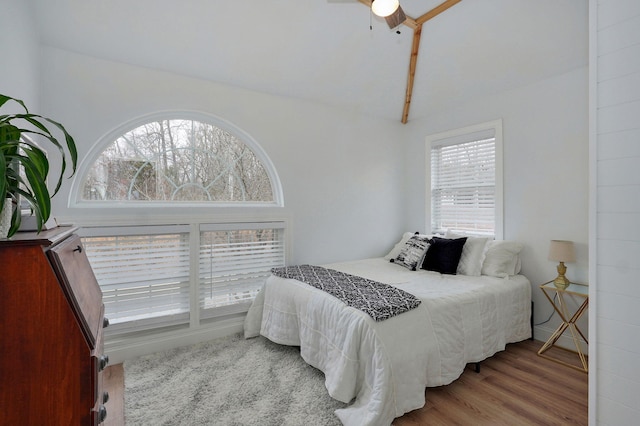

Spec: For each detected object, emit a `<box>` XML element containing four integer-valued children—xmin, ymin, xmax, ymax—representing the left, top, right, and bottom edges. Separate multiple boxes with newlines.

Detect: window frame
<box><xmin>68</xmin><ymin>110</ymin><xmax>284</xmax><ymax>208</ymax></box>
<box><xmin>63</xmin><ymin>110</ymin><xmax>289</xmax><ymax>348</ymax></box>
<box><xmin>425</xmin><ymin>119</ymin><xmax>504</xmax><ymax>239</ymax></box>
<box><xmin>78</xmin><ymin>220</ymin><xmax>287</xmax><ymax>337</ymax></box>
<box><xmin>79</xmin><ymin>224</ymin><xmax>193</xmax><ymax>335</ymax></box>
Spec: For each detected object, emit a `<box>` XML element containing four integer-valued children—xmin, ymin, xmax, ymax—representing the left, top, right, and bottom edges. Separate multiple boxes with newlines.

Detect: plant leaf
<box><xmin>0</xmin><ymin>95</ymin><xmax>28</xmax><ymax>113</ymax></box>
<box><xmin>7</xmin><ymin>114</ymin><xmax>77</xmax><ymax>195</ymax></box>
<box><xmin>7</xmin><ymin>199</ymin><xmax>21</xmax><ymax>237</ymax></box>
<box><xmin>44</xmin><ymin>116</ymin><xmax>78</xmax><ymax>173</ymax></box>
<box><xmin>22</xmin><ymin>144</ymin><xmax>49</xmax><ymax>178</ymax></box>
<box><xmin>0</xmin><ymin>123</ymin><xmax>22</xmax><ymax>144</ymax></box>
<box><xmin>18</xmin><ymin>153</ymin><xmax>51</xmax><ymax>225</ymax></box>
<box><xmin>0</xmin><ymin>154</ymin><xmax>6</xmax><ymax>216</ymax></box>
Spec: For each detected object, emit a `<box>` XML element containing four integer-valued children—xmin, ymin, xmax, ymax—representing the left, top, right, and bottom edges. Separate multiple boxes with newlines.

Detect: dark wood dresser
<box><xmin>0</xmin><ymin>226</ymin><xmax>109</xmax><ymax>425</ymax></box>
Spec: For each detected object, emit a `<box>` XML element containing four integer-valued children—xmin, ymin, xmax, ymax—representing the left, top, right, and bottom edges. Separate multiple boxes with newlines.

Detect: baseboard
<box><xmin>104</xmin><ymin>317</ymin><xmax>245</xmax><ymax>364</ymax></box>
<box><xmin>533</xmin><ymin>325</ymin><xmax>588</xmax><ymax>354</ymax></box>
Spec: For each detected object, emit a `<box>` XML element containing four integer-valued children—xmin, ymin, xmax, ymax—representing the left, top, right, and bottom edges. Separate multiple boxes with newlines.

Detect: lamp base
<box><xmin>553</xmin><ymin>262</ymin><xmax>570</xmax><ymax>289</ymax></box>
<box><xmin>553</xmin><ymin>276</ymin><xmax>570</xmax><ymax>289</ymax></box>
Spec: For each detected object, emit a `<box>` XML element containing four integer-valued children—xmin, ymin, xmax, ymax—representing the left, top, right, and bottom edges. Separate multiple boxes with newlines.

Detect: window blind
<box><xmin>431</xmin><ymin>137</ymin><xmax>496</xmax><ymax>236</ymax></box>
<box><xmin>81</xmin><ymin>225</ymin><xmax>191</xmax><ymax>335</ymax></box>
<box><xmin>79</xmin><ymin>221</ymin><xmax>286</xmax><ymax>336</ymax></box>
<box><xmin>199</xmin><ymin>222</ymin><xmax>285</xmax><ymax>320</ymax></box>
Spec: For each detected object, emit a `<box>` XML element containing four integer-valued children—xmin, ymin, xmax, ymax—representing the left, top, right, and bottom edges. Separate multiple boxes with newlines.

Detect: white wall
<box><xmin>38</xmin><ymin>47</ymin><xmax>408</xmax><ymax>265</ymax></box>
<box><xmin>37</xmin><ymin>46</ymin><xmax>591</xmax><ymax>351</ymax></box>
<box><xmin>591</xmin><ymin>0</ymin><xmax>640</xmax><ymax>424</ymax></box>
<box><xmin>0</xmin><ymin>0</ymin><xmax>40</xmax><ymax>108</ymax></box>
<box><xmin>403</xmin><ymin>67</ymin><xmax>590</xmax><ymax>345</ymax></box>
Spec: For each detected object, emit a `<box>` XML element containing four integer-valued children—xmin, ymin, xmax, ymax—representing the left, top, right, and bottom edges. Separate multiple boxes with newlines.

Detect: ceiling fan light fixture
<box><xmin>371</xmin><ymin>0</ymin><xmax>400</xmax><ymax>18</ymax></box>
<box><xmin>385</xmin><ymin>5</ymin><xmax>406</xmax><ymax>29</ymax></box>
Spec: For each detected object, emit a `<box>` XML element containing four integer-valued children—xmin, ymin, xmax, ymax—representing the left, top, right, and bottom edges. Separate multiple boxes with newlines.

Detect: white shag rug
<box><xmin>124</xmin><ymin>333</ymin><xmax>346</xmax><ymax>425</ymax></box>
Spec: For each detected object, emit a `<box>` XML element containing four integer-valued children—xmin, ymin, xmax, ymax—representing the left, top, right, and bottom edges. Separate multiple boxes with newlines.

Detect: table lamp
<box><xmin>548</xmin><ymin>240</ymin><xmax>576</xmax><ymax>289</ymax></box>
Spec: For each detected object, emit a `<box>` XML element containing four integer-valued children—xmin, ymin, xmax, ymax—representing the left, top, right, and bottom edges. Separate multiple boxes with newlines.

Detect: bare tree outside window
<box><xmin>82</xmin><ymin>119</ymin><xmax>274</xmax><ymax>203</ymax></box>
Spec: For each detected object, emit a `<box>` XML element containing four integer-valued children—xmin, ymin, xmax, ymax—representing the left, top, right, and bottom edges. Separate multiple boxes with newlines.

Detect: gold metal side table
<box><xmin>538</xmin><ymin>281</ymin><xmax>589</xmax><ymax>373</ymax></box>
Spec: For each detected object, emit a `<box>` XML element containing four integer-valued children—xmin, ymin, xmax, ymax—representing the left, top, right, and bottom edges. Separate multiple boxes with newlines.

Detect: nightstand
<box><xmin>537</xmin><ymin>281</ymin><xmax>589</xmax><ymax>373</ymax></box>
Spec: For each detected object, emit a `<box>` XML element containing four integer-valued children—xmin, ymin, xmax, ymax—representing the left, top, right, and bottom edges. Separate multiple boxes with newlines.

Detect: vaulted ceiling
<box><xmin>27</xmin><ymin>0</ymin><xmax>588</xmax><ymax>123</ymax></box>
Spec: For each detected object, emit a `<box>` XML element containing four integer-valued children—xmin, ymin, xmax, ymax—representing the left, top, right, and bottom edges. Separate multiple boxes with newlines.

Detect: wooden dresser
<box><xmin>0</xmin><ymin>226</ymin><xmax>109</xmax><ymax>425</ymax></box>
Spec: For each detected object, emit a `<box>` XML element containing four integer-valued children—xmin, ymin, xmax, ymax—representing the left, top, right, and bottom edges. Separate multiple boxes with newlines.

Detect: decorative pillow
<box><xmin>421</xmin><ymin>236</ymin><xmax>467</xmax><ymax>275</ymax></box>
<box><xmin>391</xmin><ymin>235</ymin><xmax>432</xmax><ymax>271</ymax></box>
<box><xmin>445</xmin><ymin>231</ymin><xmax>489</xmax><ymax>276</ymax></box>
<box><xmin>384</xmin><ymin>232</ymin><xmax>416</xmax><ymax>260</ymax></box>
<box><xmin>481</xmin><ymin>240</ymin><xmax>524</xmax><ymax>278</ymax></box>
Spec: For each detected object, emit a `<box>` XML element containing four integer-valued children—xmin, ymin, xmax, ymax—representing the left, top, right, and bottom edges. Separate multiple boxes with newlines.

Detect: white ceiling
<box><xmin>28</xmin><ymin>0</ymin><xmax>588</xmax><ymax>123</ymax></box>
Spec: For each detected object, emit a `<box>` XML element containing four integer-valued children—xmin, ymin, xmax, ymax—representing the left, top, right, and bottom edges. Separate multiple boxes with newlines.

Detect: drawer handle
<box><xmin>73</xmin><ymin>245</ymin><xmax>83</xmax><ymax>253</ymax></box>
<box><xmin>103</xmin><ymin>317</ymin><xmax>110</xmax><ymax>328</ymax></box>
<box><xmin>97</xmin><ymin>405</ymin><xmax>107</xmax><ymax>423</ymax></box>
<box><xmin>99</xmin><ymin>354</ymin><xmax>109</xmax><ymax>371</ymax></box>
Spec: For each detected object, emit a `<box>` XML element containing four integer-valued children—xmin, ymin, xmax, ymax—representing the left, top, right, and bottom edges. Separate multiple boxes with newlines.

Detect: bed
<box><xmin>244</xmin><ymin>233</ymin><xmax>531</xmax><ymax>426</ymax></box>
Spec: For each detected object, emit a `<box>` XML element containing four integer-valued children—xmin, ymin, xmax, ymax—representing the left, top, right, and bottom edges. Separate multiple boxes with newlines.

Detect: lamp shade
<box><xmin>548</xmin><ymin>240</ymin><xmax>576</xmax><ymax>263</ymax></box>
<box><xmin>371</xmin><ymin>0</ymin><xmax>400</xmax><ymax>17</ymax></box>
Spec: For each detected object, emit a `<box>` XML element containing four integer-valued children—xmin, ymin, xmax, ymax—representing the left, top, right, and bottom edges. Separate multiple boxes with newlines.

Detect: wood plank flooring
<box><xmin>104</xmin><ymin>339</ymin><xmax>587</xmax><ymax>425</ymax></box>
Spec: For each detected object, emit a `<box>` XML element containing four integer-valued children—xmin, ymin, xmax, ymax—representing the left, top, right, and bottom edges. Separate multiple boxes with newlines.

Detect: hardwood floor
<box><xmin>103</xmin><ymin>339</ymin><xmax>587</xmax><ymax>425</ymax></box>
<box><xmin>393</xmin><ymin>340</ymin><xmax>588</xmax><ymax>425</ymax></box>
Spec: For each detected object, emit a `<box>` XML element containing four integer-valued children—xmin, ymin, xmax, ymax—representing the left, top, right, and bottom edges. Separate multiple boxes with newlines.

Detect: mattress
<box><xmin>244</xmin><ymin>257</ymin><xmax>531</xmax><ymax>426</ymax></box>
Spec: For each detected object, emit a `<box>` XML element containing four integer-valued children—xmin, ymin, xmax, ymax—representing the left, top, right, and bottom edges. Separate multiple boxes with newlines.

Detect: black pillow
<box><xmin>421</xmin><ymin>236</ymin><xmax>467</xmax><ymax>275</ymax></box>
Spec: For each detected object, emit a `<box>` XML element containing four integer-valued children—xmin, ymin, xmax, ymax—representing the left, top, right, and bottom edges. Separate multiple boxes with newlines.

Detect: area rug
<box><xmin>124</xmin><ymin>333</ymin><xmax>346</xmax><ymax>425</ymax></box>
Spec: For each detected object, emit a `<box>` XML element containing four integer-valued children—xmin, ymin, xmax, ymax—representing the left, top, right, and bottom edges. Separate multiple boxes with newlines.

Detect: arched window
<box><xmin>74</xmin><ymin>112</ymin><xmax>282</xmax><ymax>206</ymax></box>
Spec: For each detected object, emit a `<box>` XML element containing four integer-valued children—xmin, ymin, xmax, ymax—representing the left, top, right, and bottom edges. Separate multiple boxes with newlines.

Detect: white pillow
<box><xmin>384</xmin><ymin>232</ymin><xmax>415</xmax><ymax>260</ymax></box>
<box><xmin>445</xmin><ymin>231</ymin><xmax>489</xmax><ymax>276</ymax></box>
<box><xmin>481</xmin><ymin>240</ymin><xmax>524</xmax><ymax>278</ymax></box>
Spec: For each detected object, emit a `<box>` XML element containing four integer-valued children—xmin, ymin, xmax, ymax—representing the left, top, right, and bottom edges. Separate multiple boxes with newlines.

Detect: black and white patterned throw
<box><xmin>270</xmin><ymin>265</ymin><xmax>421</xmax><ymax>321</ymax></box>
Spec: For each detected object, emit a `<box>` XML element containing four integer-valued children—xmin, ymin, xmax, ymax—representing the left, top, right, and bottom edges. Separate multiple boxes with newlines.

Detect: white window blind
<box><xmin>199</xmin><ymin>222</ymin><xmax>285</xmax><ymax>320</ymax></box>
<box><xmin>431</xmin><ymin>132</ymin><xmax>497</xmax><ymax>236</ymax></box>
<box><xmin>81</xmin><ymin>226</ymin><xmax>191</xmax><ymax>335</ymax></box>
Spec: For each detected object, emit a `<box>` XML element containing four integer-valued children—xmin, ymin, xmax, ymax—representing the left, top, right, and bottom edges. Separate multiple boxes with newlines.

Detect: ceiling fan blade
<box><xmin>384</xmin><ymin>5</ymin><xmax>407</xmax><ymax>28</ymax></box>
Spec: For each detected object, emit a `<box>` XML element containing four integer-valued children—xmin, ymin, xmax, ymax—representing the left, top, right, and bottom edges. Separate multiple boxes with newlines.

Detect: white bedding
<box><xmin>244</xmin><ymin>257</ymin><xmax>531</xmax><ymax>426</ymax></box>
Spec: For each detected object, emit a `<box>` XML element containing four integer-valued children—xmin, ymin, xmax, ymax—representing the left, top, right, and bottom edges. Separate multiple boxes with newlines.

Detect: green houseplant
<box><xmin>0</xmin><ymin>94</ymin><xmax>77</xmax><ymax>238</ymax></box>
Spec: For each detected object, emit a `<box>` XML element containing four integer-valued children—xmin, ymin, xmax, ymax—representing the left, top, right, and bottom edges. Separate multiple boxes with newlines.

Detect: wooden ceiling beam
<box><xmin>401</xmin><ymin>1</ymin><xmax>462</xmax><ymax>123</ymax></box>
<box><xmin>416</xmin><ymin>0</ymin><xmax>462</xmax><ymax>25</ymax></box>
<box><xmin>401</xmin><ymin>25</ymin><xmax>422</xmax><ymax>124</ymax></box>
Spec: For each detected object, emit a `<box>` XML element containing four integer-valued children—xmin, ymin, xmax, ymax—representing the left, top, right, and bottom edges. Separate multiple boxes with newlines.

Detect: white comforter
<box><xmin>244</xmin><ymin>258</ymin><xmax>531</xmax><ymax>426</ymax></box>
